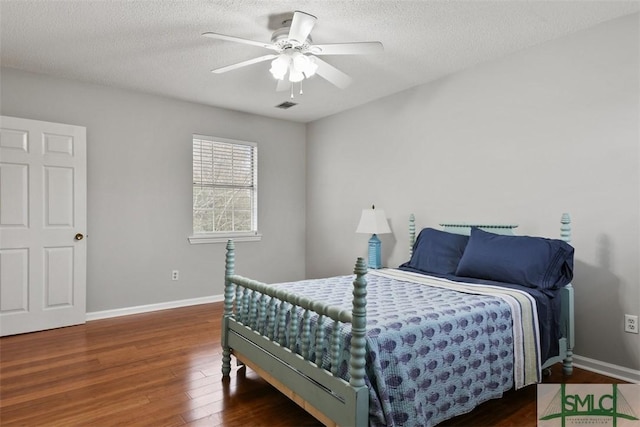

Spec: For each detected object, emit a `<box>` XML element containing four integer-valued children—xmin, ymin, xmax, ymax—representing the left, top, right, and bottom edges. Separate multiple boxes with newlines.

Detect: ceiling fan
<box><xmin>202</xmin><ymin>10</ymin><xmax>383</xmax><ymax>92</ymax></box>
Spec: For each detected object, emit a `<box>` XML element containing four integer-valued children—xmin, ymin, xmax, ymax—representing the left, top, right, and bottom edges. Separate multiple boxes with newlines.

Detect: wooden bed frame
<box><xmin>221</xmin><ymin>214</ymin><xmax>575</xmax><ymax>427</ymax></box>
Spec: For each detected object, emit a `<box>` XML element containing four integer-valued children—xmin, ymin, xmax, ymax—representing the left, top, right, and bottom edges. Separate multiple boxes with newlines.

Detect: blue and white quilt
<box><xmin>271</xmin><ymin>268</ymin><xmax>541</xmax><ymax>427</ymax></box>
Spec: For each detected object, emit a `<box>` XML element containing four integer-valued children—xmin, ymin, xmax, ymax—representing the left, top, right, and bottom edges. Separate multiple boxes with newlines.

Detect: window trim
<box><xmin>190</xmin><ymin>134</ymin><xmax>260</xmax><ymax>244</ymax></box>
<box><xmin>188</xmin><ymin>231</ymin><xmax>262</xmax><ymax>245</ymax></box>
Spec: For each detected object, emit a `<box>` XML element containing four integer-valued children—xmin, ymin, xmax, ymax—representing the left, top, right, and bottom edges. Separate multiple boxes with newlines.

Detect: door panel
<box><xmin>0</xmin><ymin>163</ymin><xmax>29</xmax><ymax>226</ymax></box>
<box><xmin>45</xmin><ymin>166</ymin><xmax>74</xmax><ymax>226</ymax></box>
<box><xmin>44</xmin><ymin>246</ymin><xmax>74</xmax><ymax>308</ymax></box>
<box><xmin>0</xmin><ymin>128</ymin><xmax>28</xmax><ymax>151</ymax></box>
<box><xmin>44</xmin><ymin>132</ymin><xmax>74</xmax><ymax>156</ymax></box>
<box><xmin>0</xmin><ymin>116</ymin><xmax>86</xmax><ymax>336</ymax></box>
<box><xmin>0</xmin><ymin>249</ymin><xmax>29</xmax><ymax>312</ymax></box>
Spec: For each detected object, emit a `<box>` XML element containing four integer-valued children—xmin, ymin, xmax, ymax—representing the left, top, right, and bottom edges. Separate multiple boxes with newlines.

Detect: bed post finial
<box><xmin>349</xmin><ymin>257</ymin><xmax>368</xmax><ymax>388</ymax></box>
<box><xmin>222</xmin><ymin>239</ymin><xmax>235</xmax><ymax>377</ymax></box>
<box><xmin>409</xmin><ymin>214</ymin><xmax>416</xmax><ymax>258</ymax></box>
<box><xmin>561</xmin><ymin>213</ymin><xmax>571</xmax><ymax>243</ymax></box>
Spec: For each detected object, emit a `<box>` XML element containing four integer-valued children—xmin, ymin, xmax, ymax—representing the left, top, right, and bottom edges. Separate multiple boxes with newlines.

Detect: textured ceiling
<box><xmin>1</xmin><ymin>1</ymin><xmax>638</xmax><ymax>123</ymax></box>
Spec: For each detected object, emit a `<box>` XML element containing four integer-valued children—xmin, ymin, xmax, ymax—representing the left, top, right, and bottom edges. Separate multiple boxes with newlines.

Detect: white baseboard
<box><xmin>573</xmin><ymin>354</ymin><xmax>640</xmax><ymax>384</ymax></box>
<box><xmin>86</xmin><ymin>294</ymin><xmax>225</xmax><ymax>321</ymax></box>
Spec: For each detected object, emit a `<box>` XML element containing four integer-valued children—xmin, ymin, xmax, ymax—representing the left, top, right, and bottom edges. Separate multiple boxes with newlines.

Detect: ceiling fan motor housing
<box><xmin>270</xmin><ymin>26</ymin><xmax>312</xmax><ymax>52</ymax></box>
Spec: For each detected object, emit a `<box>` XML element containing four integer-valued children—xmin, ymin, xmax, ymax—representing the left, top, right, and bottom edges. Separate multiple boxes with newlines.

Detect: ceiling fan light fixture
<box><xmin>303</xmin><ymin>56</ymin><xmax>318</xmax><ymax>77</ymax></box>
<box><xmin>292</xmin><ymin>53</ymin><xmax>317</xmax><ymax>78</ymax></box>
<box><xmin>270</xmin><ymin>51</ymin><xmax>317</xmax><ymax>82</ymax></box>
<box><xmin>288</xmin><ymin>69</ymin><xmax>304</xmax><ymax>83</ymax></box>
<box><xmin>269</xmin><ymin>55</ymin><xmax>290</xmax><ymax>80</ymax></box>
<box><xmin>293</xmin><ymin>53</ymin><xmax>304</xmax><ymax>69</ymax></box>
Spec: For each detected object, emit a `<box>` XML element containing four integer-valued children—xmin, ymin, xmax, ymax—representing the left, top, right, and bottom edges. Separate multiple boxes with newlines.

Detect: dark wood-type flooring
<box><xmin>0</xmin><ymin>302</ymin><xmax>626</xmax><ymax>426</ymax></box>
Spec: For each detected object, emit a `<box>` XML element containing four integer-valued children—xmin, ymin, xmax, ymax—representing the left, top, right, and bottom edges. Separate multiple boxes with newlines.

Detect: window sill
<box><xmin>188</xmin><ymin>232</ymin><xmax>262</xmax><ymax>245</ymax></box>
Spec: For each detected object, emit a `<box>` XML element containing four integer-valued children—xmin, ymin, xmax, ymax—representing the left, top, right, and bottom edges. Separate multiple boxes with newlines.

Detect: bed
<box><xmin>220</xmin><ymin>214</ymin><xmax>575</xmax><ymax>426</ymax></box>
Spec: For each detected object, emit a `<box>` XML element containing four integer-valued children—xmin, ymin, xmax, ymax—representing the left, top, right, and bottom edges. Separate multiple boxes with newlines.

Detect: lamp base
<box><xmin>368</xmin><ymin>234</ymin><xmax>383</xmax><ymax>269</ymax></box>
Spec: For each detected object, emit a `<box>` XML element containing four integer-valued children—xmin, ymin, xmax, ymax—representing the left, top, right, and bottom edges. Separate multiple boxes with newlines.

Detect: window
<box><xmin>189</xmin><ymin>135</ymin><xmax>259</xmax><ymax>244</ymax></box>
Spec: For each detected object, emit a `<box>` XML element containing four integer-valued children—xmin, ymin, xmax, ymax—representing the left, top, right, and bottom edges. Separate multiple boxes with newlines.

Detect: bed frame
<box><xmin>221</xmin><ymin>214</ymin><xmax>575</xmax><ymax>427</ymax></box>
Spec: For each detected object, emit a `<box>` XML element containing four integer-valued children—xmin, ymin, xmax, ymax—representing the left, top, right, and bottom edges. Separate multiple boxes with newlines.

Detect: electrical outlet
<box><xmin>625</xmin><ymin>314</ymin><xmax>638</xmax><ymax>334</ymax></box>
<box><xmin>171</xmin><ymin>270</ymin><xmax>179</xmax><ymax>281</ymax></box>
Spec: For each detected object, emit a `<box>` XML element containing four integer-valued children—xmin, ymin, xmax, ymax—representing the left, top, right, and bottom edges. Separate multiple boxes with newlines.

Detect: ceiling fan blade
<box><xmin>288</xmin><ymin>11</ymin><xmax>317</xmax><ymax>44</ymax></box>
<box><xmin>202</xmin><ymin>32</ymin><xmax>278</xmax><ymax>51</ymax></box>
<box><xmin>276</xmin><ymin>78</ymin><xmax>290</xmax><ymax>92</ymax></box>
<box><xmin>211</xmin><ymin>54</ymin><xmax>278</xmax><ymax>74</ymax></box>
<box><xmin>312</xmin><ymin>41</ymin><xmax>384</xmax><ymax>55</ymax></box>
<box><xmin>314</xmin><ymin>57</ymin><xmax>352</xmax><ymax>89</ymax></box>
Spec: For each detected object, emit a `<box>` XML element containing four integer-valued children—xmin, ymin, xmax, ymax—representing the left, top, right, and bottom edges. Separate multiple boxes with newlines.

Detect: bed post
<box><xmin>349</xmin><ymin>257</ymin><xmax>369</xmax><ymax>426</ymax></box>
<box><xmin>222</xmin><ymin>239</ymin><xmax>235</xmax><ymax>377</ymax></box>
<box><xmin>409</xmin><ymin>214</ymin><xmax>416</xmax><ymax>259</ymax></box>
<box><xmin>560</xmin><ymin>213</ymin><xmax>574</xmax><ymax>375</ymax></box>
<box><xmin>350</xmin><ymin>257</ymin><xmax>368</xmax><ymax>388</ymax></box>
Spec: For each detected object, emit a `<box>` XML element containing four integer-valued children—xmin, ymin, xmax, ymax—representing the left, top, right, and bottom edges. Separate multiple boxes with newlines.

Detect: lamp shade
<box><xmin>356</xmin><ymin>208</ymin><xmax>391</xmax><ymax>235</ymax></box>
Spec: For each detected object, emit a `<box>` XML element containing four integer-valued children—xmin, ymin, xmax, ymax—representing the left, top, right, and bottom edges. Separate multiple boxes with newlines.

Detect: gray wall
<box><xmin>1</xmin><ymin>68</ymin><xmax>307</xmax><ymax>312</ymax></box>
<box><xmin>306</xmin><ymin>14</ymin><xmax>639</xmax><ymax>371</ymax></box>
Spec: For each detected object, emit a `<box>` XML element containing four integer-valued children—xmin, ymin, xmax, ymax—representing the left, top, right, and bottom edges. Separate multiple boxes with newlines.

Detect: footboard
<box><xmin>221</xmin><ymin>240</ymin><xmax>369</xmax><ymax>427</ymax></box>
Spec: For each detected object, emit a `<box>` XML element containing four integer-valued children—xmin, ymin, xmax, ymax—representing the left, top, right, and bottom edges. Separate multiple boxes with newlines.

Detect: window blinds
<box><xmin>193</xmin><ymin>138</ymin><xmax>255</xmax><ymax>189</ymax></box>
<box><xmin>193</xmin><ymin>136</ymin><xmax>257</xmax><ymax>233</ymax></box>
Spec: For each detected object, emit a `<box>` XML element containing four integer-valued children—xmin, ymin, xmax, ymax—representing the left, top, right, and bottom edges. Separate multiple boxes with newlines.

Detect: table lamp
<box><xmin>356</xmin><ymin>205</ymin><xmax>391</xmax><ymax>269</ymax></box>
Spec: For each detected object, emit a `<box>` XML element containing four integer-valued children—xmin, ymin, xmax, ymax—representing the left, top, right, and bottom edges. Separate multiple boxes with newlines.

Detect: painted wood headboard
<box><xmin>408</xmin><ymin>213</ymin><xmax>572</xmax><ymax>258</ymax></box>
<box><xmin>407</xmin><ymin>214</ymin><xmax>518</xmax><ymax>258</ymax></box>
<box><xmin>439</xmin><ymin>223</ymin><xmax>518</xmax><ymax>236</ymax></box>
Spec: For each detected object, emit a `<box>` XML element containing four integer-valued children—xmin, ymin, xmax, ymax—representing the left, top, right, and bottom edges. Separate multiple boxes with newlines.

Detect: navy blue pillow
<box><xmin>400</xmin><ymin>228</ymin><xmax>469</xmax><ymax>275</ymax></box>
<box><xmin>455</xmin><ymin>227</ymin><xmax>574</xmax><ymax>290</ymax></box>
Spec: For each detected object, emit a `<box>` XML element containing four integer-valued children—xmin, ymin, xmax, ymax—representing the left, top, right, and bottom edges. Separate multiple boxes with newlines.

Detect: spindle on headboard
<box><xmin>409</xmin><ymin>214</ymin><xmax>416</xmax><ymax>258</ymax></box>
<box><xmin>561</xmin><ymin>213</ymin><xmax>571</xmax><ymax>243</ymax></box>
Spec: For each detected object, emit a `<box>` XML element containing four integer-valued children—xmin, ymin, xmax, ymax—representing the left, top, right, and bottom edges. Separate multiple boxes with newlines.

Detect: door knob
<box><xmin>75</xmin><ymin>233</ymin><xmax>84</xmax><ymax>241</ymax></box>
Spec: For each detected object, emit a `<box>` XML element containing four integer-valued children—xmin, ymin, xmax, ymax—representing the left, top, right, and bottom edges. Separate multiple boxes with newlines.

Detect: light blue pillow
<box><xmin>455</xmin><ymin>227</ymin><xmax>574</xmax><ymax>290</ymax></box>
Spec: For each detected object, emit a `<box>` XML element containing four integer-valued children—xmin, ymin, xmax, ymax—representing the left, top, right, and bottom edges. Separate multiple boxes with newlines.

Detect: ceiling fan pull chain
<box><xmin>299</xmin><ymin>80</ymin><xmax>304</xmax><ymax>95</ymax></box>
<box><xmin>290</xmin><ymin>84</ymin><xmax>294</xmax><ymax>99</ymax></box>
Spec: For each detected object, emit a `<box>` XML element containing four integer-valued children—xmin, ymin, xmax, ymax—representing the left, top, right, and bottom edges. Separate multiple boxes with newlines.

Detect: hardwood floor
<box><xmin>0</xmin><ymin>303</ymin><xmax>625</xmax><ymax>426</ymax></box>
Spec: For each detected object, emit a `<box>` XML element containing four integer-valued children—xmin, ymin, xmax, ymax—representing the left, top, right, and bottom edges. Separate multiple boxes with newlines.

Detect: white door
<box><xmin>0</xmin><ymin>116</ymin><xmax>87</xmax><ymax>336</ymax></box>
